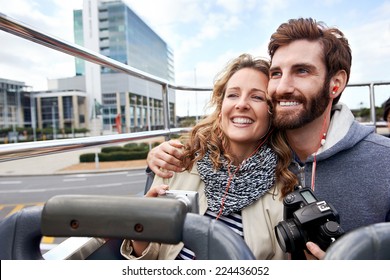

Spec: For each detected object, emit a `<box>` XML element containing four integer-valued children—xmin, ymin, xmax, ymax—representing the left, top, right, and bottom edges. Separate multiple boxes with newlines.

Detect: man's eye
<box><xmin>270</xmin><ymin>71</ymin><xmax>281</xmax><ymax>78</ymax></box>
<box><xmin>297</xmin><ymin>68</ymin><xmax>309</xmax><ymax>74</ymax></box>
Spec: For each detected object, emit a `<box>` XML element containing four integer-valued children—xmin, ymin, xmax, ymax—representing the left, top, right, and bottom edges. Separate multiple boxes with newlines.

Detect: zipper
<box><xmin>293</xmin><ymin>160</ymin><xmax>306</xmax><ymax>188</ymax></box>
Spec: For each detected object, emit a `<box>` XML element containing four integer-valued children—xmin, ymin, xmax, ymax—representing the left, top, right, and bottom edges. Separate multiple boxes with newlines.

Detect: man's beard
<box><xmin>272</xmin><ymin>84</ymin><xmax>331</xmax><ymax>130</ymax></box>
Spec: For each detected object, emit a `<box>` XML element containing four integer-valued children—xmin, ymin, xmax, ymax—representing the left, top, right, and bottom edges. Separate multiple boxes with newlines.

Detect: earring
<box><xmin>332</xmin><ymin>85</ymin><xmax>339</xmax><ymax>95</ymax></box>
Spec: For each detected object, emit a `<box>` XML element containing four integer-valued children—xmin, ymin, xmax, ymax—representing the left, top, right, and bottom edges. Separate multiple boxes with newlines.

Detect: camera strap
<box><xmin>311</xmin><ymin>101</ymin><xmax>333</xmax><ymax>191</ymax></box>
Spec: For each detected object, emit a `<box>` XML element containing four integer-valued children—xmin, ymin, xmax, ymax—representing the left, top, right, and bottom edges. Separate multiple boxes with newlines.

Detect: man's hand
<box><xmin>147</xmin><ymin>140</ymin><xmax>185</xmax><ymax>178</ymax></box>
<box><xmin>305</xmin><ymin>242</ymin><xmax>325</xmax><ymax>260</ymax></box>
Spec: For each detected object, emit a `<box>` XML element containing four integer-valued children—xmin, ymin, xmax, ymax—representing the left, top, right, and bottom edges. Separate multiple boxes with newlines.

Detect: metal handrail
<box><xmin>0</xmin><ymin>13</ymin><xmax>212</xmax><ymax>92</ymax></box>
<box><xmin>0</xmin><ymin>13</ymin><xmax>389</xmax><ymax>163</ymax></box>
<box><xmin>0</xmin><ymin>13</ymin><xmax>208</xmax><ymax>162</ymax></box>
<box><xmin>0</xmin><ymin>128</ymin><xmax>190</xmax><ymax>163</ymax></box>
<box><xmin>347</xmin><ymin>81</ymin><xmax>390</xmax><ymax>128</ymax></box>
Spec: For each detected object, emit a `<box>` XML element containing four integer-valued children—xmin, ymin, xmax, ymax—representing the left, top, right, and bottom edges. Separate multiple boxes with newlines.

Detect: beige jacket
<box><xmin>121</xmin><ymin>166</ymin><xmax>287</xmax><ymax>260</ymax></box>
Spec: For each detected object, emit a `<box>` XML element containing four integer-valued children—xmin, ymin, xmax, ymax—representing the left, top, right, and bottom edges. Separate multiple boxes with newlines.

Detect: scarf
<box><xmin>197</xmin><ymin>144</ymin><xmax>277</xmax><ymax>216</ymax></box>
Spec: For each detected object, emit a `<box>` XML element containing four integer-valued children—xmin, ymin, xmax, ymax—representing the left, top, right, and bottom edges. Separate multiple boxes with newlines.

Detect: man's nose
<box><xmin>275</xmin><ymin>74</ymin><xmax>295</xmax><ymax>95</ymax></box>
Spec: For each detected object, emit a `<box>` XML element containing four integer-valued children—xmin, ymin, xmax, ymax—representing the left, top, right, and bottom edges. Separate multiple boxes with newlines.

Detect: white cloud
<box><xmin>345</xmin><ymin>21</ymin><xmax>390</xmax><ymax>83</ymax></box>
<box><xmin>1</xmin><ymin>0</ymin><xmax>390</xmax><ymax>115</ymax></box>
<box><xmin>0</xmin><ymin>0</ymin><xmax>77</xmax><ymax>89</ymax></box>
<box><xmin>260</xmin><ymin>0</ymin><xmax>290</xmax><ymax>20</ymax></box>
<box><xmin>216</xmin><ymin>0</ymin><xmax>257</xmax><ymax>14</ymax></box>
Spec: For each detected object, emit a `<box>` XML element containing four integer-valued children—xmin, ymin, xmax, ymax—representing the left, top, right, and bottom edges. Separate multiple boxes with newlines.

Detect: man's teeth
<box><xmin>232</xmin><ymin>117</ymin><xmax>253</xmax><ymax>124</ymax></box>
<box><xmin>279</xmin><ymin>101</ymin><xmax>300</xmax><ymax>106</ymax></box>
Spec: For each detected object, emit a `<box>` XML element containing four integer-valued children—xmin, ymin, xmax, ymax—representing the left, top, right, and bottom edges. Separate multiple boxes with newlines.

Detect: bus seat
<box><xmin>0</xmin><ymin>206</ymin><xmax>44</xmax><ymax>260</ymax></box>
<box><xmin>324</xmin><ymin>222</ymin><xmax>390</xmax><ymax>260</ymax></box>
<box><xmin>0</xmin><ymin>195</ymin><xmax>254</xmax><ymax>260</ymax></box>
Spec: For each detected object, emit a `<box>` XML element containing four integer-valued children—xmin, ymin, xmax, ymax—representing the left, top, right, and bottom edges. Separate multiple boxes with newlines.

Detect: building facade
<box><xmin>67</xmin><ymin>0</ymin><xmax>176</xmax><ymax>134</ymax></box>
<box><xmin>0</xmin><ymin>78</ymin><xmax>30</xmax><ymax>130</ymax></box>
<box><xmin>33</xmin><ymin>90</ymin><xmax>87</xmax><ymax>131</ymax></box>
<box><xmin>0</xmin><ymin>78</ymin><xmax>87</xmax><ymax>142</ymax></box>
<box><xmin>1</xmin><ymin>0</ymin><xmax>176</xmax><ymax>138</ymax></box>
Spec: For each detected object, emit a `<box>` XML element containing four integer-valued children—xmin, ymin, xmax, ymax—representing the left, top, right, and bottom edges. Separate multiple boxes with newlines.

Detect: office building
<box><xmin>0</xmin><ymin>78</ymin><xmax>30</xmax><ymax>130</ymax></box>
<box><xmin>2</xmin><ymin>0</ymin><xmax>176</xmax><ymax>138</ymax></box>
<box><xmin>54</xmin><ymin>0</ymin><xmax>176</xmax><ymax>134</ymax></box>
<box><xmin>0</xmin><ymin>76</ymin><xmax>87</xmax><ymax>141</ymax></box>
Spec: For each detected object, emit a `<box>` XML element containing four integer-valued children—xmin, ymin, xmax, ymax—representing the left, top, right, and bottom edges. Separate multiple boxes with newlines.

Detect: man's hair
<box><xmin>268</xmin><ymin>18</ymin><xmax>352</xmax><ymax>104</ymax></box>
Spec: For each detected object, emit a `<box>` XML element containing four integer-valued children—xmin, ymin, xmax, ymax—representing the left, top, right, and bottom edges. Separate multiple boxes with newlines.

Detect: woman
<box><xmin>121</xmin><ymin>54</ymin><xmax>297</xmax><ymax>260</ymax></box>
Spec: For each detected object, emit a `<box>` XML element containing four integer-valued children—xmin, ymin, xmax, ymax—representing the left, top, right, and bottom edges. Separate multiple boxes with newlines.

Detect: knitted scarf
<box><xmin>197</xmin><ymin>144</ymin><xmax>277</xmax><ymax>216</ymax></box>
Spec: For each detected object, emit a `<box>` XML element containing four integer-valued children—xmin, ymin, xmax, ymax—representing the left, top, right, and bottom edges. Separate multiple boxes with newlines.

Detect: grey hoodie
<box><xmin>289</xmin><ymin>103</ymin><xmax>390</xmax><ymax>232</ymax></box>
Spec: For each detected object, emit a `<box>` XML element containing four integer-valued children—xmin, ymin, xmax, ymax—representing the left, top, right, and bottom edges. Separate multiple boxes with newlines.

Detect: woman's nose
<box><xmin>235</xmin><ymin>97</ymin><xmax>250</xmax><ymax>110</ymax></box>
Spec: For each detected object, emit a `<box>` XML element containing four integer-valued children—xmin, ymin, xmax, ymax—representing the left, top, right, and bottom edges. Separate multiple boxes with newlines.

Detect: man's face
<box><xmin>268</xmin><ymin>40</ymin><xmax>331</xmax><ymax>130</ymax></box>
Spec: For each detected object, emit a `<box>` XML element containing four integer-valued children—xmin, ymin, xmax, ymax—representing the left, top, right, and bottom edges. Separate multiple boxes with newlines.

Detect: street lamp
<box><xmin>30</xmin><ymin>91</ymin><xmax>37</xmax><ymax>141</ymax></box>
<box><xmin>11</xmin><ymin>106</ymin><xmax>18</xmax><ymax>143</ymax></box>
<box><xmin>194</xmin><ymin>67</ymin><xmax>198</xmax><ymax>122</ymax></box>
<box><xmin>52</xmin><ymin>102</ymin><xmax>57</xmax><ymax>140</ymax></box>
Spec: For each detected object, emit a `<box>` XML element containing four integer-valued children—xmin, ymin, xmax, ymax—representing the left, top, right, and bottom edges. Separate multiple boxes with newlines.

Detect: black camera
<box><xmin>274</xmin><ymin>186</ymin><xmax>344</xmax><ymax>257</ymax></box>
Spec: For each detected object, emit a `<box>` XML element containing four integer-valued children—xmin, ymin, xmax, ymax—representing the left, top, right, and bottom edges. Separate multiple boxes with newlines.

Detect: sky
<box><xmin>1</xmin><ymin>0</ymin><xmax>390</xmax><ymax>117</ymax></box>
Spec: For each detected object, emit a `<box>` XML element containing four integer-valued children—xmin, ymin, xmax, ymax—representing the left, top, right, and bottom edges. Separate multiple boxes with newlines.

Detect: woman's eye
<box><xmin>226</xmin><ymin>92</ymin><xmax>238</xmax><ymax>98</ymax></box>
<box><xmin>253</xmin><ymin>95</ymin><xmax>265</xmax><ymax>101</ymax></box>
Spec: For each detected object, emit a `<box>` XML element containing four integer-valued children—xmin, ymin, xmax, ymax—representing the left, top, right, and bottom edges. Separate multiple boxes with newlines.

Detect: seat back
<box><xmin>0</xmin><ymin>195</ymin><xmax>254</xmax><ymax>260</ymax></box>
<box><xmin>324</xmin><ymin>222</ymin><xmax>390</xmax><ymax>260</ymax></box>
<box><xmin>0</xmin><ymin>206</ymin><xmax>44</xmax><ymax>260</ymax></box>
<box><xmin>183</xmin><ymin>213</ymin><xmax>255</xmax><ymax>260</ymax></box>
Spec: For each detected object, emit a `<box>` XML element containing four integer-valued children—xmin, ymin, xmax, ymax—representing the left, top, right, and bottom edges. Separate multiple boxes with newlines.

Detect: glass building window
<box><xmin>130</xmin><ymin>106</ymin><xmax>134</xmax><ymax>127</ymax></box>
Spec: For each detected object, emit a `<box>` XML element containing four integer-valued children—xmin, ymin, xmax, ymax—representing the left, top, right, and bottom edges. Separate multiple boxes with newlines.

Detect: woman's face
<box><xmin>220</xmin><ymin>68</ymin><xmax>270</xmax><ymax>153</ymax></box>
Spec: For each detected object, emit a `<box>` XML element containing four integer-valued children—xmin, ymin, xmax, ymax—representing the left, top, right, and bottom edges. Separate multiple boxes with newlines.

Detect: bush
<box><xmin>124</xmin><ymin>143</ymin><xmax>138</xmax><ymax>150</ymax></box>
<box><xmin>138</xmin><ymin>142</ymin><xmax>149</xmax><ymax>150</ymax></box>
<box><xmin>101</xmin><ymin>146</ymin><xmax>127</xmax><ymax>153</ymax></box>
<box><xmin>99</xmin><ymin>150</ymin><xmax>148</xmax><ymax>161</ymax></box>
<box><xmin>80</xmin><ymin>153</ymin><xmax>97</xmax><ymax>162</ymax></box>
<box><xmin>79</xmin><ymin>149</ymin><xmax>149</xmax><ymax>163</ymax></box>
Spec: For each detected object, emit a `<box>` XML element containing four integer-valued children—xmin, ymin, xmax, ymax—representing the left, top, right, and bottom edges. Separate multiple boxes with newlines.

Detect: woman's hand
<box><xmin>132</xmin><ymin>184</ymin><xmax>169</xmax><ymax>256</ymax></box>
<box><xmin>145</xmin><ymin>184</ymin><xmax>169</xmax><ymax>197</ymax></box>
<box><xmin>147</xmin><ymin>140</ymin><xmax>185</xmax><ymax>178</ymax></box>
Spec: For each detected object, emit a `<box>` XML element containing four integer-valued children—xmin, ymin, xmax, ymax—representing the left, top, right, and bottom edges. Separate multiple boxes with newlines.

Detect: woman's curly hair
<box><xmin>180</xmin><ymin>53</ymin><xmax>297</xmax><ymax>197</ymax></box>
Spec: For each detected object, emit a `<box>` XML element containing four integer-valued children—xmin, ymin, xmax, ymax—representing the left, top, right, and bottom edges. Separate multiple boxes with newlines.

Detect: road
<box><xmin>0</xmin><ymin>169</ymin><xmax>147</xmax><ymax>208</ymax></box>
<box><xmin>0</xmin><ymin>169</ymin><xmax>147</xmax><ymax>253</ymax></box>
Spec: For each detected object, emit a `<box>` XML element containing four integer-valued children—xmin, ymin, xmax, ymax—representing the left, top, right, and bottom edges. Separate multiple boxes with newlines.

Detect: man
<box><xmin>146</xmin><ymin>18</ymin><xmax>390</xmax><ymax>259</ymax></box>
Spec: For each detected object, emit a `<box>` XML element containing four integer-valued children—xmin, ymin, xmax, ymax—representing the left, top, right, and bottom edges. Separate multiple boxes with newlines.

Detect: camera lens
<box><xmin>275</xmin><ymin>220</ymin><xmax>306</xmax><ymax>253</ymax></box>
<box><xmin>275</xmin><ymin>225</ymin><xmax>288</xmax><ymax>252</ymax></box>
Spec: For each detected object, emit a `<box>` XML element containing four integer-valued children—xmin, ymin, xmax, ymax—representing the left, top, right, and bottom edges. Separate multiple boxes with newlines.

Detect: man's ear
<box><xmin>330</xmin><ymin>70</ymin><xmax>347</xmax><ymax>98</ymax></box>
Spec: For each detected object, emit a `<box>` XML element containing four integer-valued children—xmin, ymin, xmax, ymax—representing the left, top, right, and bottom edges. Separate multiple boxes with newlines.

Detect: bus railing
<box><xmin>0</xmin><ymin>12</ymin><xmax>389</xmax><ymax>260</ymax></box>
<box><xmin>0</xmin><ymin>12</ymin><xmax>209</xmax><ymax>161</ymax></box>
<box><xmin>0</xmin><ymin>12</ymin><xmax>389</xmax><ymax>162</ymax></box>
<box><xmin>0</xmin><ymin>128</ymin><xmax>189</xmax><ymax>163</ymax></box>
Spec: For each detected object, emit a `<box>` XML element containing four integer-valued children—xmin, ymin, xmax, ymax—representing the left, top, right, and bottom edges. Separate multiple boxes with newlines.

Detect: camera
<box><xmin>274</xmin><ymin>186</ymin><xmax>344</xmax><ymax>257</ymax></box>
<box><xmin>160</xmin><ymin>190</ymin><xmax>199</xmax><ymax>214</ymax></box>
